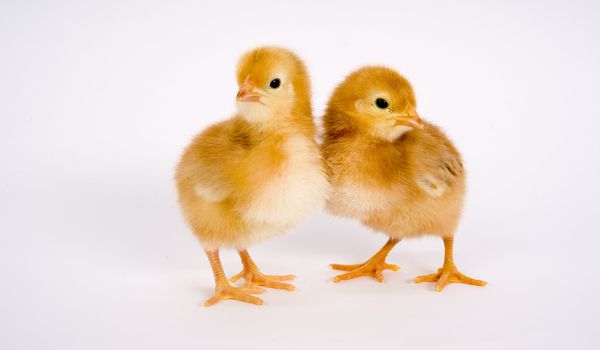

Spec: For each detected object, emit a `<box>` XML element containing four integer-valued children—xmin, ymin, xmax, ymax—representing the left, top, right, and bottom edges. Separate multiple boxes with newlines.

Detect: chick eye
<box><xmin>375</xmin><ymin>98</ymin><xmax>389</xmax><ymax>109</ymax></box>
<box><xmin>269</xmin><ymin>78</ymin><xmax>281</xmax><ymax>89</ymax></box>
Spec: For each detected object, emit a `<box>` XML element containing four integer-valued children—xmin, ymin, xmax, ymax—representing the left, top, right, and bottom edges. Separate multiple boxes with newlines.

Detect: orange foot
<box><xmin>331</xmin><ymin>238</ymin><xmax>400</xmax><ymax>283</ymax></box>
<box><xmin>331</xmin><ymin>260</ymin><xmax>399</xmax><ymax>283</ymax></box>
<box><xmin>231</xmin><ymin>250</ymin><xmax>296</xmax><ymax>291</ymax></box>
<box><xmin>230</xmin><ymin>269</ymin><xmax>296</xmax><ymax>291</ymax></box>
<box><xmin>204</xmin><ymin>284</ymin><xmax>264</xmax><ymax>307</ymax></box>
<box><xmin>415</xmin><ymin>265</ymin><xmax>487</xmax><ymax>292</ymax></box>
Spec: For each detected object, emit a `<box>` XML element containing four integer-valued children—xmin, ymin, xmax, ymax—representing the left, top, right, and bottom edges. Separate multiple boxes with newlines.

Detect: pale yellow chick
<box><xmin>175</xmin><ymin>47</ymin><xmax>328</xmax><ymax>306</ymax></box>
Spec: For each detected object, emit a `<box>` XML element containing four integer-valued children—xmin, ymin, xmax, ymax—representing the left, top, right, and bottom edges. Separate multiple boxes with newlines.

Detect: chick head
<box><xmin>326</xmin><ymin>66</ymin><xmax>424</xmax><ymax>142</ymax></box>
<box><xmin>235</xmin><ymin>46</ymin><xmax>311</xmax><ymax>126</ymax></box>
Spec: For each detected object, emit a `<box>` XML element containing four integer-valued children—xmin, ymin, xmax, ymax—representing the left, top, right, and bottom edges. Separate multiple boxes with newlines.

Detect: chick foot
<box><xmin>231</xmin><ymin>250</ymin><xmax>296</xmax><ymax>291</ymax></box>
<box><xmin>414</xmin><ymin>237</ymin><xmax>487</xmax><ymax>292</ymax></box>
<box><xmin>415</xmin><ymin>266</ymin><xmax>486</xmax><ymax>292</ymax></box>
<box><xmin>331</xmin><ymin>260</ymin><xmax>399</xmax><ymax>282</ymax></box>
<box><xmin>331</xmin><ymin>238</ymin><xmax>400</xmax><ymax>283</ymax></box>
<box><xmin>204</xmin><ymin>249</ymin><xmax>264</xmax><ymax>307</ymax></box>
<box><xmin>204</xmin><ymin>284</ymin><xmax>264</xmax><ymax>307</ymax></box>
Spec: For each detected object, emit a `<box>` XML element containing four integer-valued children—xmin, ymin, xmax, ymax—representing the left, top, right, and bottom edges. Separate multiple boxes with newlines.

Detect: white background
<box><xmin>1</xmin><ymin>0</ymin><xmax>599</xmax><ymax>349</ymax></box>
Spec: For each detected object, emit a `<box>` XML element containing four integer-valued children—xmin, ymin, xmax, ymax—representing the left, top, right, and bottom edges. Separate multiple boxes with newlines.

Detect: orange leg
<box><xmin>415</xmin><ymin>237</ymin><xmax>487</xmax><ymax>292</ymax></box>
<box><xmin>230</xmin><ymin>250</ymin><xmax>296</xmax><ymax>291</ymax></box>
<box><xmin>331</xmin><ymin>238</ymin><xmax>400</xmax><ymax>283</ymax></box>
<box><xmin>203</xmin><ymin>250</ymin><xmax>264</xmax><ymax>307</ymax></box>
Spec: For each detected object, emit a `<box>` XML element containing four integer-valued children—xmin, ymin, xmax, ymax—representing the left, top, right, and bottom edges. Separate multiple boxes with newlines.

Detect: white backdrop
<box><xmin>1</xmin><ymin>0</ymin><xmax>599</xmax><ymax>349</ymax></box>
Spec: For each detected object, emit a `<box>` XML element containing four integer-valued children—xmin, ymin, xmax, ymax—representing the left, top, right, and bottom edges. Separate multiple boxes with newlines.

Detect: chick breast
<box><xmin>176</xmin><ymin>118</ymin><xmax>328</xmax><ymax>250</ymax></box>
<box><xmin>239</xmin><ymin>135</ymin><xmax>329</xmax><ymax>227</ymax></box>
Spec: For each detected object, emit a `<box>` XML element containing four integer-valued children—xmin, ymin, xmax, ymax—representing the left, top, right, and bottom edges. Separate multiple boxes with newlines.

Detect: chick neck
<box><xmin>238</xmin><ymin>104</ymin><xmax>315</xmax><ymax>138</ymax></box>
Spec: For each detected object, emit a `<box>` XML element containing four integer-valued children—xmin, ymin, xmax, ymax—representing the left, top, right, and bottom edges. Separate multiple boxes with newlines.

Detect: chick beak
<box><xmin>393</xmin><ymin>111</ymin><xmax>424</xmax><ymax>129</ymax></box>
<box><xmin>236</xmin><ymin>78</ymin><xmax>261</xmax><ymax>102</ymax></box>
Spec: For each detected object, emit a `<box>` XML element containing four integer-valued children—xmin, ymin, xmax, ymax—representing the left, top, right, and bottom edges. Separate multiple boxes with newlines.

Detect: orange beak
<box><xmin>393</xmin><ymin>111</ymin><xmax>424</xmax><ymax>129</ymax></box>
<box><xmin>236</xmin><ymin>78</ymin><xmax>261</xmax><ymax>102</ymax></box>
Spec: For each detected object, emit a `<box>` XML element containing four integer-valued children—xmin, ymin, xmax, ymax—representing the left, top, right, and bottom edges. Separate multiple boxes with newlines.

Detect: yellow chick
<box><xmin>175</xmin><ymin>47</ymin><xmax>328</xmax><ymax>306</ymax></box>
<box><xmin>321</xmin><ymin>66</ymin><xmax>486</xmax><ymax>292</ymax></box>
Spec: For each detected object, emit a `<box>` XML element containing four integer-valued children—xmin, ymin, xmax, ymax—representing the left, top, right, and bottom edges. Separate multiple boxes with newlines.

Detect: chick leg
<box><xmin>203</xmin><ymin>250</ymin><xmax>264</xmax><ymax>307</ymax></box>
<box><xmin>230</xmin><ymin>250</ymin><xmax>296</xmax><ymax>291</ymax></box>
<box><xmin>331</xmin><ymin>238</ymin><xmax>400</xmax><ymax>283</ymax></box>
<box><xmin>415</xmin><ymin>237</ymin><xmax>487</xmax><ymax>292</ymax></box>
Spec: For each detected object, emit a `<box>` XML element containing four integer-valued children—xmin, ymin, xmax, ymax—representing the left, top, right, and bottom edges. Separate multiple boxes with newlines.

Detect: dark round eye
<box><xmin>269</xmin><ymin>78</ymin><xmax>281</xmax><ymax>89</ymax></box>
<box><xmin>375</xmin><ymin>98</ymin><xmax>389</xmax><ymax>109</ymax></box>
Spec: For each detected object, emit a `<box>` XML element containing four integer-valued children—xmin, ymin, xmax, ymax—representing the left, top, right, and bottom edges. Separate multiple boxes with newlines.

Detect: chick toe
<box><xmin>415</xmin><ymin>237</ymin><xmax>487</xmax><ymax>292</ymax></box>
<box><xmin>231</xmin><ymin>250</ymin><xmax>296</xmax><ymax>291</ymax></box>
<box><xmin>415</xmin><ymin>267</ymin><xmax>487</xmax><ymax>292</ymax></box>
<box><xmin>204</xmin><ymin>285</ymin><xmax>264</xmax><ymax>307</ymax></box>
<box><xmin>331</xmin><ymin>238</ymin><xmax>400</xmax><ymax>283</ymax></box>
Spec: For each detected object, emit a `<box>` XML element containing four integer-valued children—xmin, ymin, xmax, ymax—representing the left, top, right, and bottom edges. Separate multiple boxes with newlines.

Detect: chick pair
<box><xmin>175</xmin><ymin>47</ymin><xmax>486</xmax><ymax>307</ymax></box>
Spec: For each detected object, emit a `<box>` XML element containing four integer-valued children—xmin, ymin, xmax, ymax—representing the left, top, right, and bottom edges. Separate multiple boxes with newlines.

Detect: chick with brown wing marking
<box><xmin>322</xmin><ymin>66</ymin><xmax>486</xmax><ymax>292</ymax></box>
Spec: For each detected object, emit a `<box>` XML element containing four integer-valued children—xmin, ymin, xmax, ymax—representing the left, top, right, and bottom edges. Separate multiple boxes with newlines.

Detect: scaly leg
<box><xmin>230</xmin><ymin>250</ymin><xmax>296</xmax><ymax>291</ymax></box>
<box><xmin>331</xmin><ymin>238</ymin><xmax>400</xmax><ymax>283</ymax></box>
<box><xmin>203</xmin><ymin>250</ymin><xmax>264</xmax><ymax>307</ymax></box>
<box><xmin>415</xmin><ymin>237</ymin><xmax>487</xmax><ymax>292</ymax></box>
